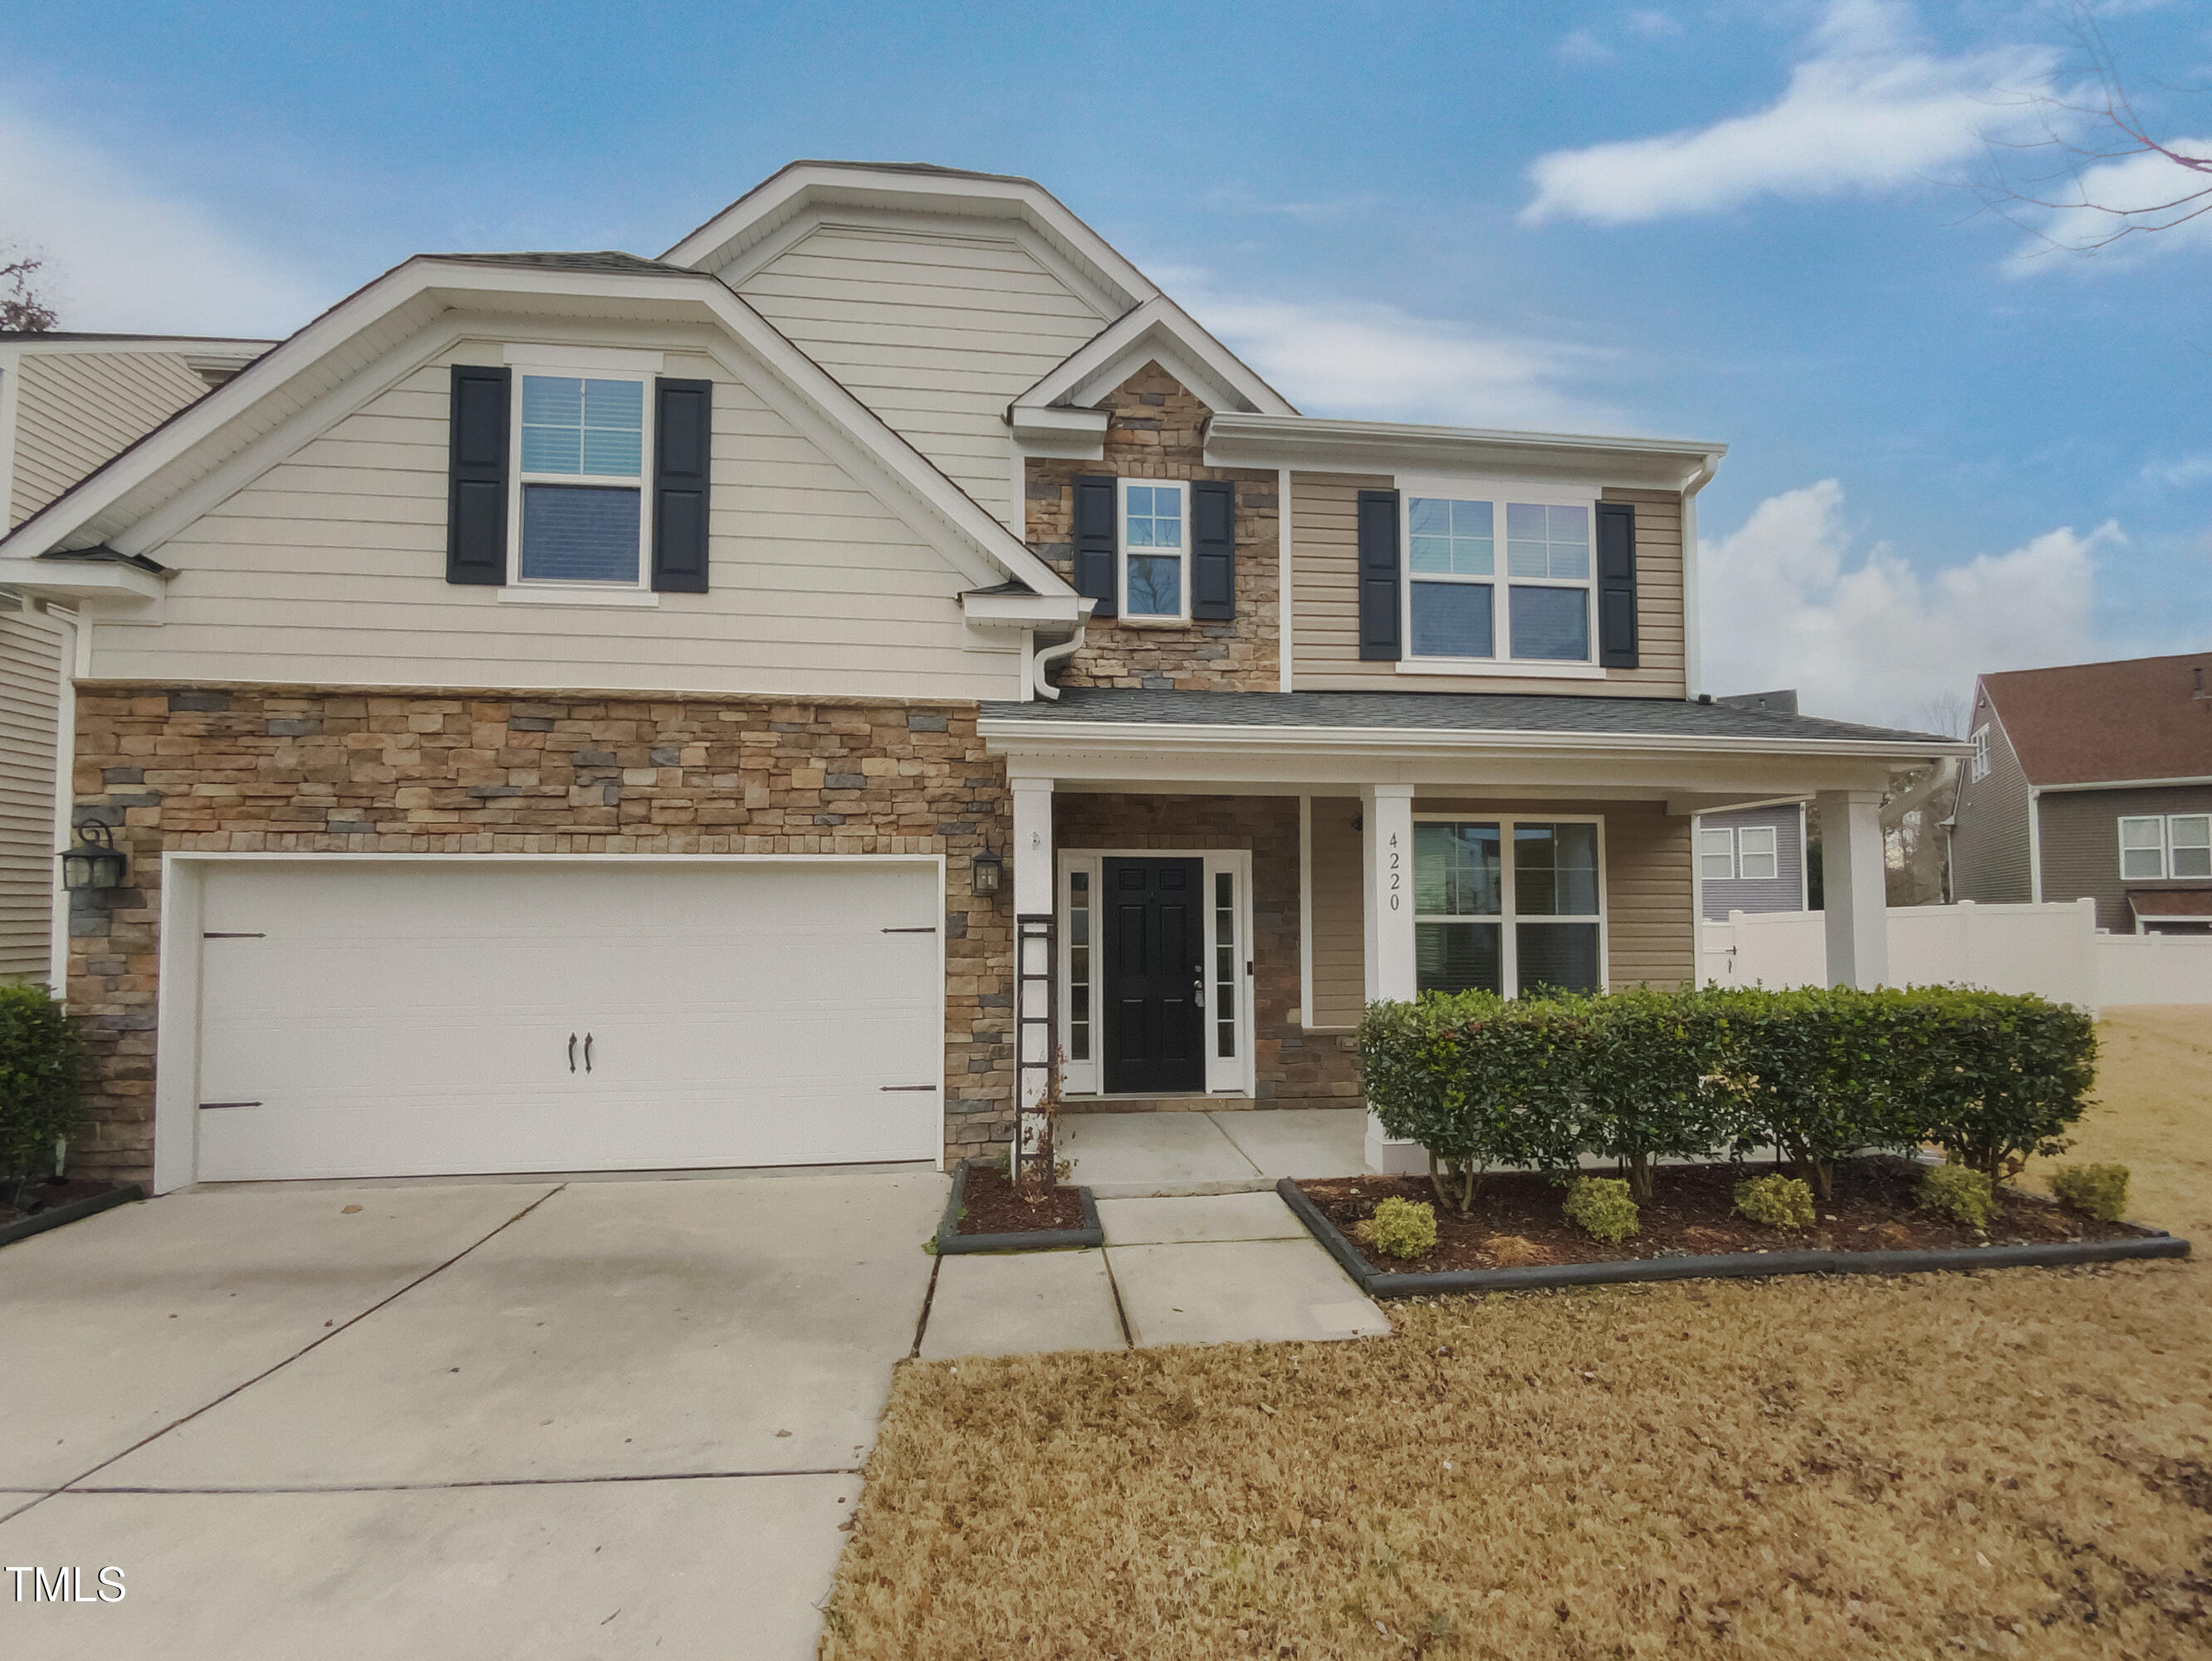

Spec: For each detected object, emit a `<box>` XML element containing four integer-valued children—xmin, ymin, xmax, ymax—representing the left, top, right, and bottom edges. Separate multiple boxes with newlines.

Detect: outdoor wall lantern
<box><xmin>971</xmin><ymin>847</ymin><xmax>1004</xmax><ymax>899</ymax></box>
<box><xmin>59</xmin><ymin>822</ymin><xmax>128</xmax><ymax>892</ymax></box>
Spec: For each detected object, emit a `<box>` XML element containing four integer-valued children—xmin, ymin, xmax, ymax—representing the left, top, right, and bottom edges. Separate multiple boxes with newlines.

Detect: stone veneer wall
<box><xmin>1025</xmin><ymin>361</ymin><xmax>1280</xmax><ymax>692</ymax></box>
<box><xmin>63</xmin><ymin>687</ymin><xmax>1015</xmax><ymax>1184</ymax></box>
<box><xmin>1054</xmin><ymin>793</ymin><xmax>1361</xmax><ymax>1110</ymax></box>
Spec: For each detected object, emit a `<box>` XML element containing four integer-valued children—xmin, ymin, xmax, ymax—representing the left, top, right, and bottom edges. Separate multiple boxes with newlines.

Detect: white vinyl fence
<box><xmin>1702</xmin><ymin>898</ymin><xmax>2212</xmax><ymax>1012</ymax></box>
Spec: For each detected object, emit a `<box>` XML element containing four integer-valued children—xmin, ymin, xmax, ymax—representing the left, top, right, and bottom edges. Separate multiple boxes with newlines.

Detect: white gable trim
<box><xmin>1011</xmin><ymin>296</ymin><xmax>1297</xmax><ymax>424</ymax></box>
<box><xmin>0</xmin><ymin>257</ymin><xmax>1074</xmax><ymax>605</ymax></box>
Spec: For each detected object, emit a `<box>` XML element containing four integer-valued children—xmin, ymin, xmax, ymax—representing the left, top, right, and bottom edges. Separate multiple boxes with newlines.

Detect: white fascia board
<box><xmin>2</xmin><ymin>336</ymin><xmax>276</xmax><ymax>362</ymax></box>
<box><xmin>661</xmin><ymin>163</ymin><xmax>1157</xmax><ymax>314</ymax></box>
<box><xmin>0</xmin><ymin>556</ymin><xmax>164</xmax><ymax>604</ymax></box>
<box><xmin>2036</xmin><ymin>774</ymin><xmax>2212</xmax><ymax>792</ymax></box>
<box><xmin>1205</xmin><ymin>412</ymin><xmax>1728</xmax><ymax>488</ymax></box>
<box><xmin>977</xmin><ymin>717</ymin><xmax>1972</xmax><ymax>765</ymax></box>
<box><xmin>1011</xmin><ymin>296</ymin><xmax>1297</xmax><ymax>419</ymax></box>
<box><xmin>1009</xmin><ymin>404</ymin><xmax>1109</xmax><ymax>443</ymax></box>
<box><xmin>961</xmin><ymin>590</ymin><xmax>1084</xmax><ymax>627</ymax></box>
<box><xmin>0</xmin><ymin>257</ymin><xmax>1074</xmax><ymax>602</ymax></box>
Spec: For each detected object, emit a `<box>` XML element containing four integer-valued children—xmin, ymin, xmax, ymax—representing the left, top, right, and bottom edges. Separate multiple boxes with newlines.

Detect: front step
<box><xmin>1058</xmin><ymin>1094</ymin><xmax>1256</xmax><ymax>1116</ymax></box>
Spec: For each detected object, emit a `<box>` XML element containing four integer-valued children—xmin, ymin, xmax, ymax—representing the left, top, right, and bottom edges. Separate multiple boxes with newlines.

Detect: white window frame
<box><xmin>1737</xmin><ymin>824</ymin><xmax>1779</xmax><ymax>882</ymax></box>
<box><xmin>506</xmin><ymin>358</ymin><xmax>656</xmax><ymax>601</ymax></box>
<box><xmin>1970</xmin><ymin>725</ymin><xmax>1991</xmax><ymax>782</ymax></box>
<box><xmin>2170</xmin><ymin>813</ymin><xmax>2212</xmax><ymax>879</ymax></box>
<box><xmin>2118</xmin><ymin>815</ymin><xmax>2167</xmax><ymax>880</ymax></box>
<box><xmin>1396</xmin><ymin>476</ymin><xmax>1603</xmax><ymax>680</ymax></box>
<box><xmin>1697</xmin><ymin>826</ymin><xmax>1737</xmax><ymax>881</ymax></box>
<box><xmin>1117</xmin><ymin>478</ymin><xmax>1190</xmax><ymax>625</ymax></box>
<box><xmin>1412</xmin><ymin>814</ymin><xmax>1608</xmax><ymax>998</ymax></box>
<box><xmin>1055</xmin><ymin>847</ymin><xmax>1251</xmax><ymax>1098</ymax></box>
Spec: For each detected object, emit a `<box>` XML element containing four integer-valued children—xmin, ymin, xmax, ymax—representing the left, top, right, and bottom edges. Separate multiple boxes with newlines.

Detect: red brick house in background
<box><xmin>0</xmin><ymin>161</ymin><xmax>1962</xmax><ymax>1193</ymax></box>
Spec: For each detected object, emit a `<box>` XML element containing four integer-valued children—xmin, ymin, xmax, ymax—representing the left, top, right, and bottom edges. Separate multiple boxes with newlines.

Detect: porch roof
<box><xmin>982</xmin><ymin>688</ymin><xmax>1961</xmax><ymax>756</ymax></box>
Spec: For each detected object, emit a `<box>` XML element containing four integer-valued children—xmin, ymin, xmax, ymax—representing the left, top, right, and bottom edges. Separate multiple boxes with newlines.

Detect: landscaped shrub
<box><xmin>1734</xmin><ymin>1173</ymin><xmax>1815</xmax><ymax>1231</ymax></box>
<box><xmin>1917</xmin><ymin>1164</ymin><xmax>1994</xmax><ymax>1230</ymax></box>
<box><xmin>1550</xmin><ymin>987</ymin><xmax>1737</xmax><ymax>1202</ymax></box>
<box><xmin>2048</xmin><ymin>1163</ymin><xmax>2131</xmax><ymax>1222</ymax></box>
<box><xmin>1367</xmin><ymin>1196</ymin><xmax>1438</xmax><ymax>1260</ymax></box>
<box><xmin>1563</xmin><ymin>1177</ymin><xmax>1640</xmax><ymax>1243</ymax></box>
<box><xmin>0</xmin><ymin>981</ymin><xmax>84</xmax><ymax>1200</ymax></box>
<box><xmin>1911</xmin><ymin>991</ymin><xmax>2098</xmax><ymax>1182</ymax></box>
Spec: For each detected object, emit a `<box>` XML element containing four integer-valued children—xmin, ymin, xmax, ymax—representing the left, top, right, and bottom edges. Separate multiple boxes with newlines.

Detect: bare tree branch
<box><xmin>0</xmin><ymin>248</ymin><xmax>60</xmax><ymax>333</ymax></box>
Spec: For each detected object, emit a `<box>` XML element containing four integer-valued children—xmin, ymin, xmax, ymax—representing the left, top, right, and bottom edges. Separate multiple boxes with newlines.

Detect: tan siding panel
<box><xmin>1308</xmin><ymin>798</ymin><xmax>1365</xmax><ymax>1027</ymax></box>
<box><xmin>10</xmin><ymin>350</ymin><xmax>212</xmax><ymax>526</ymax></box>
<box><xmin>0</xmin><ymin>611</ymin><xmax>61</xmax><ymax>979</ymax></box>
<box><xmin>1289</xmin><ymin>475</ymin><xmax>1689</xmax><ymax>698</ymax></box>
<box><xmin>1953</xmin><ymin>692</ymin><xmax>2035</xmax><ymax>904</ymax></box>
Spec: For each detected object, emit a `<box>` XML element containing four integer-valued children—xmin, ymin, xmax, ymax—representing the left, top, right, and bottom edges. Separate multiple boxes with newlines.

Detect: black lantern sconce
<box><xmin>971</xmin><ymin>846</ymin><xmax>1004</xmax><ymax>900</ymax></box>
<box><xmin>60</xmin><ymin>821</ymin><xmax>129</xmax><ymax>892</ymax></box>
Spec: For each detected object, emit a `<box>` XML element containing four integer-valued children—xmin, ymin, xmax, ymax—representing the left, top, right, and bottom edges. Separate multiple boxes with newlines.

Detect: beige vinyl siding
<box><xmin>1288</xmin><ymin>476</ymin><xmax>1689</xmax><ymax>698</ymax></box>
<box><xmin>1307</xmin><ymin>797</ymin><xmax>1365</xmax><ymax>1027</ymax></box>
<box><xmin>733</xmin><ymin>226</ymin><xmax>1110</xmax><ymax>526</ymax></box>
<box><xmin>2037</xmin><ymin>784</ymin><xmax>2212</xmax><ymax>933</ymax></box>
<box><xmin>1952</xmin><ymin>691</ymin><xmax>2033</xmax><ymax>905</ymax></box>
<box><xmin>92</xmin><ymin>349</ymin><xmax>1023</xmax><ymax>700</ymax></box>
<box><xmin>1303</xmin><ymin>798</ymin><xmax>1696</xmax><ymax>1006</ymax></box>
<box><xmin>10</xmin><ymin>350</ymin><xmax>212</xmax><ymax>526</ymax></box>
<box><xmin>0</xmin><ymin>608</ymin><xmax>62</xmax><ymax>979</ymax></box>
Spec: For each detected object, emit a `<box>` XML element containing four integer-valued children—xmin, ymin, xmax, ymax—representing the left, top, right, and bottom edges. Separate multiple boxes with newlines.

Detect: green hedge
<box><xmin>0</xmin><ymin>981</ymin><xmax>84</xmax><ymax>1195</ymax></box>
<box><xmin>1358</xmin><ymin>984</ymin><xmax>2095</xmax><ymax>1208</ymax></box>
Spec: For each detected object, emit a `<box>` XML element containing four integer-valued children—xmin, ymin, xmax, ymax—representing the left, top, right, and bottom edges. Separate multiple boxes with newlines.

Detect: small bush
<box><xmin>1563</xmin><ymin>1177</ymin><xmax>1640</xmax><ymax>1244</ymax></box>
<box><xmin>1368</xmin><ymin>1196</ymin><xmax>1438</xmax><ymax>1260</ymax></box>
<box><xmin>0</xmin><ymin>981</ymin><xmax>83</xmax><ymax>1193</ymax></box>
<box><xmin>1734</xmin><ymin>1173</ymin><xmax>1815</xmax><ymax>1231</ymax></box>
<box><xmin>2049</xmin><ymin>1163</ymin><xmax>2130</xmax><ymax>1223</ymax></box>
<box><xmin>1918</xmin><ymin>1164</ymin><xmax>1994</xmax><ymax>1230</ymax></box>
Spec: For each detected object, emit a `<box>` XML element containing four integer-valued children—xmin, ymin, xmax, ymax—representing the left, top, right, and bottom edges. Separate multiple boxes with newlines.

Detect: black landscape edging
<box><xmin>0</xmin><ymin>1183</ymin><xmax>145</xmax><ymax>1249</ymax></box>
<box><xmin>935</xmin><ymin>1160</ymin><xmax>1103</xmax><ymax>1255</ymax></box>
<box><xmin>1275</xmin><ymin>1177</ymin><xmax>2190</xmax><ymax>1299</ymax></box>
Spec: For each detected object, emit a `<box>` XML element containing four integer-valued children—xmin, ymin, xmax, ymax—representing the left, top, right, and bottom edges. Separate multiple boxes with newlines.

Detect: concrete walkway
<box><xmin>1059</xmin><ymin>1106</ymin><xmax>1369</xmax><ymax>1198</ymax></box>
<box><xmin>917</xmin><ymin>1188</ymin><xmax>1391</xmax><ymax>1360</ymax></box>
<box><xmin>0</xmin><ymin>1172</ymin><xmax>942</xmax><ymax>1659</ymax></box>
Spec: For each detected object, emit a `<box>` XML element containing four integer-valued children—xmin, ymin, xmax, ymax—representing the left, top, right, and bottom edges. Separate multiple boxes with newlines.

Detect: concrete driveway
<box><xmin>0</xmin><ymin>1170</ymin><xmax>942</xmax><ymax>1659</ymax></box>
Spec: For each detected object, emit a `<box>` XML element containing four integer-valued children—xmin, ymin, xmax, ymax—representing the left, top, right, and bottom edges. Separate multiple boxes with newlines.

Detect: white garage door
<box><xmin>193</xmin><ymin>860</ymin><xmax>943</xmax><ymax>1182</ymax></box>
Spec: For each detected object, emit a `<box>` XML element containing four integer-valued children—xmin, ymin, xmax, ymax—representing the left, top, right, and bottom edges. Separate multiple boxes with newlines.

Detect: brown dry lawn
<box><xmin>820</xmin><ymin>1006</ymin><xmax>2212</xmax><ymax>1659</ymax></box>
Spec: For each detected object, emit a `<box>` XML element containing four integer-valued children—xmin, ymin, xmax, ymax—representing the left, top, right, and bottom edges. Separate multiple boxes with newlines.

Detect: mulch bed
<box><xmin>0</xmin><ymin>1177</ymin><xmax>115</xmax><ymax>1230</ymax></box>
<box><xmin>1297</xmin><ymin>1156</ymin><xmax>2150</xmax><ymax>1273</ymax></box>
<box><xmin>954</xmin><ymin>1165</ymin><xmax>1089</xmax><ymax>1237</ymax></box>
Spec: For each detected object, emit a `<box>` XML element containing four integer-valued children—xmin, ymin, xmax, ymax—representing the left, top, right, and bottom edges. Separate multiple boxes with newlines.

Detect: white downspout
<box><xmin>1028</xmin><ymin>600</ymin><xmax>1095</xmax><ymax>701</ymax></box>
<box><xmin>2027</xmin><ymin>786</ymin><xmax>2043</xmax><ymax>904</ymax></box>
<box><xmin>1679</xmin><ymin>453</ymin><xmax>1720</xmax><ymax>700</ymax></box>
<box><xmin>33</xmin><ymin>600</ymin><xmax>81</xmax><ymax>996</ymax></box>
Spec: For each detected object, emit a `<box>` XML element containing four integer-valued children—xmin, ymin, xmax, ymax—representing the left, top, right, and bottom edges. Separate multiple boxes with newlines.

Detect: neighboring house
<box><xmin>1695</xmin><ymin>802</ymin><xmax>1808</xmax><ymax>920</ymax></box>
<box><xmin>0</xmin><ymin>160</ymin><xmax>1961</xmax><ymax>1193</ymax></box>
<box><xmin>1954</xmin><ymin>653</ymin><xmax>2212</xmax><ymax>933</ymax></box>
<box><xmin>0</xmin><ymin>331</ymin><xmax>272</xmax><ymax>980</ymax></box>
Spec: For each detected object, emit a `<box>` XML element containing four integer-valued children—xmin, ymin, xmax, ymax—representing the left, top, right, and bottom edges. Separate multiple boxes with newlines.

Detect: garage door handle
<box><xmin>881</xmin><ymin>926</ymin><xmax>936</xmax><ymax>933</ymax></box>
<box><xmin>568</xmin><ymin>1033</ymin><xmax>577</xmax><ymax>1073</ymax></box>
<box><xmin>881</xmin><ymin>1085</ymin><xmax>938</xmax><ymax>1093</ymax></box>
<box><xmin>585</xmin><ymin>1032</ymin><xmax>594</xmax><ymax>1073</ymax></box>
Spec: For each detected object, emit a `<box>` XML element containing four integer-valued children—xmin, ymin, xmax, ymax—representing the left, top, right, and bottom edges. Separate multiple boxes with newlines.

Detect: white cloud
<box><xmin>1555</xmin><ymin>29</ymin><xmax>1617</xmax><ymax>66</ymax></box>
<box><xmin>2144</xmin><ymin>452</ymin><xmax>2212</xmax><ymax>489</ymax></box>
<box><xmin>0</xmin><ymin>103</ymin><xmax>325</xmax><ymax>336</ymax></box>
<box><xmin>2014</xmin><ymin>137</ymin><xmax>2212</xmax><ymax>267</ymax></box>
<box><xmin>1176</xmin><ymin>283</ymin><xmax>1623</xmax><ymax>430</ymax></box>
<box><xmin>1522</xmin><ymin>0</ymin><xmax>2059</xmax><ymax>225</ymax></box>
<box><xmin>1700</xmin><ymin>478</ymin><xmax>2130</xmax><ymax>725</ymax></box>
<box><xmin>1627</xmin><ymin>9</ymin><xmax>1685</xmax><ymax>39</ymax></box>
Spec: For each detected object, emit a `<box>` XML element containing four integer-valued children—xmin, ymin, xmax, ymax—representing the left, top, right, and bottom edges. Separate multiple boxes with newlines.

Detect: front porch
<box><xmin>982</xmin><ymin>687</ymin><xmax>1962</xmax><ymax>1175</ymax></box>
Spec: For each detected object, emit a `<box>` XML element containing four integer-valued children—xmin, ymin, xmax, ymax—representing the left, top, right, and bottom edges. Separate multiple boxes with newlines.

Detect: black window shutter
<box><xmin>1072</xmin><ymin>473</ymin><xmax>1118</xmax><ymax>619</ymax></box>
<box><xmin>652</xmin><ymin>378</ymin><xmax>712</xmax><ymax>594</ymax></box>
<box><xmin>446</xmin><ymin>365</ymin><xmax>509</xmax><ymax>586</ymax></box>
<box><xmin>1596</xmin><ymin>500</ymin><xmax>1638</xmax><ymax>669</ymax></box>
<box><xmin>1357</xmin><ymin>488</ymin><xmax>1402</xmax><ymax>660</ymax></box>
<box><xmin>1190</xmin><ymin>479</ymin><xmax>1236</xmax><ymax>620</ymax></box>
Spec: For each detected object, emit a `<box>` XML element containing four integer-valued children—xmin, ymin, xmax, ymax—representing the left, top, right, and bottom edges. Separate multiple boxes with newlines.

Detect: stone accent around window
<box><xmin>1026</xmin><ymin>361</ymin><xmax>1280</xmax><ymax>692</ymax></box>
<box><xmin>1054</xmin><ymin>792</ymin><xmax>1361</xmax><ymax>1110</ymax></box>
<box><xmin>63</xmin><ymin>687</ymin><xmax>1017</xmax><ymax>1183</ymax></box>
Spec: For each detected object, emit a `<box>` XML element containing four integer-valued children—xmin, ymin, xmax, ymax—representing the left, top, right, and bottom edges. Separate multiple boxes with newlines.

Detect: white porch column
<box><xmin>1817</xmin><ymin>789</ymin><xmax>1889</xmax><ymax>989</ymax></box>
<box><xmin>1359</xmin><ymin>783</ymin><xmax>1422</xmax><ymax>1173</ymax></box>
<box><xmin>1011</xmin><ymin>776</ymin><xmax>1055</xmax><ymax>1122</ymax></box>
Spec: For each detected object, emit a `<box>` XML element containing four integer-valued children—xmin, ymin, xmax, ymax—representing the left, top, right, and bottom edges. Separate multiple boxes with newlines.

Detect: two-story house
<box><xmin>0</xmin><ymin>161</ymin><xmax>1962</xmax><ymax>1193</ymax></box>
<box><xmin>1</xmin><ymin>330</ymin><xmax>273</xmax><ymax>982</ymax></box>
<box><xmin>1955</xmin><ymin>654</ymin><xmax>2212</xmax><ymax>933</ymax></box>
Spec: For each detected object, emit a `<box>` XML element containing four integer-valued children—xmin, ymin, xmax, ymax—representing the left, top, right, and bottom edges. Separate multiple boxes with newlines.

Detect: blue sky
<box><xmin>3</xmin><ymin>0</ymin><xmax>2208</xmax><ymax>725</ymax></box>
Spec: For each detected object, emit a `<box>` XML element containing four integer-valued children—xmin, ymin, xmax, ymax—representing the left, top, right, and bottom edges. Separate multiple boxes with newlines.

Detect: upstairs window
<box><xmin>1736</xmin><ymin>825</ymin><xmax>1779</xmax><ymax>881</ymax></box>
<box><xmin>1406</xmin><ymin>493</ymin><xmax>1593</xmax><ymax>665</ymax></box>
<box><xmin>515</xmin><ymin>373</ymin><xmax>649</xmax><ymax>586</ymax></box>
<box><xmin>1970</xmin><ymin>726</ymin><xmax>1991</xmax><ymax>782</ymax></box>
<box><xmin>1119</xmin><ymin>481</ymin><xmax>1187</xmax><ymax>619</ymax></box>
<box><xmin>1698</xmin><ymin>826</ymin><xmax>1737</xmax><ymax>881</ymax></box>
<box><xmin>2175</xmin><ymin>816</ymin><xmax>2212</xmax><ymax>878</ymax></box>
<box><xmin>2125</xmin><ymin>813</ymin><xmax>2212</xmax><ymax>880</ymax></box>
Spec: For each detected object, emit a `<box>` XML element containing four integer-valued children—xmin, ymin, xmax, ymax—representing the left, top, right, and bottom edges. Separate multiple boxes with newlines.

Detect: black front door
<box><xmin>1102</xmin><ymin>857</ymin><xmax>1206</xmax><ymax>1095</ymax></box>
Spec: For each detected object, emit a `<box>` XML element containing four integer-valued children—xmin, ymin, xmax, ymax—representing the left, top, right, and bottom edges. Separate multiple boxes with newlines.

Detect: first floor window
<box><xmin>1415</xmin><ymin>819</ymin><xmax>1603</xmax><ymax>997</ymax></box>
<box><xmin>2124</xmin><ymin>813</ymin><xmax>2212</xmax><ymax>880</ymax></box>
<box><xmin>516</xmin><ymin>372</ymin><xmax>648</xmax><ymax>585</ymax></box>
<box><xmin>1697</xmin><ymin>826</ymin><xmax>1736</xmax><ymax>881</ymax></box>
<box><xmin>1213</xmin><ymin>871</ymin><xmax>1237</xmax><ymax>1059</ymax></box>
<box><xmin>1407</xmin><ymin>493</ymin><xmax>1592</xmax><ymax>664</ymax></box>
<box><xmin>1066</xmin><ymin>869</ymin><xmax>1092</xmax><ymax>1061</ymax></box>
<box><xmin>1737</xmin><ymin>825</ymin><xmax>1779</xmax><ymax>881</ymax></box>
<box><xmin>1120</xmin><ymin>481</ymin><xmax>1187</xmax><ymax>618</ymax></box>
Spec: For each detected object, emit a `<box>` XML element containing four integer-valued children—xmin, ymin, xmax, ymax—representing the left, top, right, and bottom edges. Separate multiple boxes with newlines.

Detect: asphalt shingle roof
<box><xmin>421</xmin><ymin>251</ymin><xmax>695</xmax><ymax>277</ymax></box>
<box><xmin>981</xmin><ymin>687</ymin><xmax>1955</xmax><ymax>747</ymax></box>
